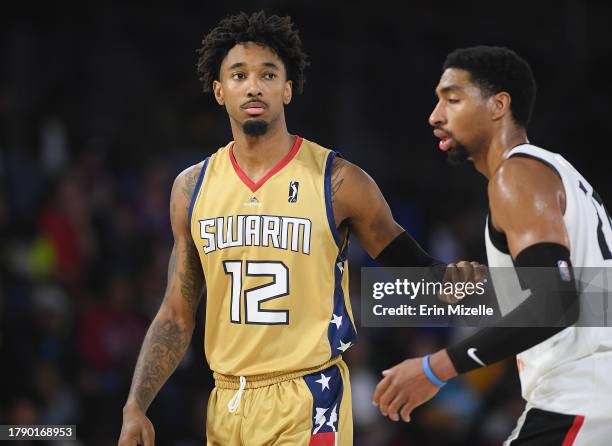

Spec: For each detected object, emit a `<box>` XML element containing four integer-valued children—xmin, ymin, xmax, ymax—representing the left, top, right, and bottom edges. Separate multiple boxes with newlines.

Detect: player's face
<box><xmin>213</xmin><ymin>42</ymin><xmax>292</xmax><ymax>137</ymax></box>
<box><xmin>429</xmin><ymin>68</ymin><xmax>493</xmax><ymax>163</ymax></box>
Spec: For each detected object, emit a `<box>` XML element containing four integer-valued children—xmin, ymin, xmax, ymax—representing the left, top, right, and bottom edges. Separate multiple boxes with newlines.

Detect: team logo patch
<box><xmin>557</xmin><ymin>260</ymin><xmax>572</xmax><ymax>282</ymax></box>
<box><xmin>288</xmin><ymin>181</ymin><xmax>299</xmax><ymax>203</ymax></box>
<box><xmin>244</xmin><ymin>196</ymin><xmax>260</xmax><ymax>207</ymax></box>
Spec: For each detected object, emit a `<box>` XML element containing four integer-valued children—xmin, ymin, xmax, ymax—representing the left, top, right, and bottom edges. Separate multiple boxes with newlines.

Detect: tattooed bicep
<box><xmin>177</xmin><ymin>237</ymin><xmax>204</xmax><ymax>312</ymax></box>
<box><xmin>169</xmin><ymin>162</ymin><xmax>204</xmax><ymax>233</ymax></box>
<box><xmin>182</xmin><ymin>163</ymin><xmax>202</xmax><ymax>203</ymax></box>
<box><xmin>181</xmin><ymin>163</ymin><xmax>204</xmax><ymax>221</ymax></box>
<box><xmin>331</xmin><ymin>156</ymin><xmax>346</xmax><ymax>200</ymax></box>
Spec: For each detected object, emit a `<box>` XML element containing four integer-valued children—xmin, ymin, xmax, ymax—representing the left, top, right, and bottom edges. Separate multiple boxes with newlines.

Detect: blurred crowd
<box><xmin>2</xmin><ymin>115</ymin><xmax>523</xmax><ymax>445</ymax></box>
<box><xmin>2</xmin><ymin>1</ymin><xmax>610</xmax><ymax>445</ymax></box>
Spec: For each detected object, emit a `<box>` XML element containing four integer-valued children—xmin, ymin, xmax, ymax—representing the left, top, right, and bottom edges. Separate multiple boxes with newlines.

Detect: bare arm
<box><xmin>330</xmin><ymin>156</ymin><xmax>403</xmax><ymax>257</ymax></box>
<box><xmin>119</xmin><ymin>163</ymin><xmax>205</xmax><ymax>445</ymax></box>
<box><xmin>372</xmin><ymin>157</ymin><xmax>571</xmax><ymax>423</ymax></box>
<box><xmin>435</xmin><ymin>158</ymin><xmax>569</xmax><ymax>378</ymax></box>
<box><xmin>489</xmin><ymin>156</ymin><xmax>569</xmax><ymax>256</ymax></box>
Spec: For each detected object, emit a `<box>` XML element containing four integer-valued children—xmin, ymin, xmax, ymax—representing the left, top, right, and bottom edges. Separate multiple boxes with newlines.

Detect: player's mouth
<box><xmin>241</xmin><ymin>100</ymin><xmax>267</xmax><ymax>116</ymax></box>
<box><xmin>433</xmin><ymin>128</ymin><xmax>453</xmax><ymax>152</ymax></box>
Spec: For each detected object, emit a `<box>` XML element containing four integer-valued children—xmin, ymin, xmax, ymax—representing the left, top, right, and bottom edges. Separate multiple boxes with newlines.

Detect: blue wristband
<box><xmin>422</xmin><ymin>354</ymin><xmax>446</xmax><ymax>387</ymax></box>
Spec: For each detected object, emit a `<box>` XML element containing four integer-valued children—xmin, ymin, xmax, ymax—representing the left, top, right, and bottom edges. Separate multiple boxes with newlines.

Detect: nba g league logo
<box><xmin>289</xmin><ymin>181</ymin><xmax>299</xmax><ymax>203</ymax></box>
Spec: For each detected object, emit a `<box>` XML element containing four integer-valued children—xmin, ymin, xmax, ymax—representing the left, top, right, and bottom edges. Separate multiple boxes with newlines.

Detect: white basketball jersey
<box><xmin>485</xmin><ymin>143</ymin><xmax>612</xmax><ymax>416</ymax></box>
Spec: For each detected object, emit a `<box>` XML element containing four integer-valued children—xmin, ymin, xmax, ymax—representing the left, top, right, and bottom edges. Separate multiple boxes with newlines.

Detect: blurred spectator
<box><xmin>77</xmin><ymin>274</ymin><xmax>147</xmax><ymax>378</ymax></box>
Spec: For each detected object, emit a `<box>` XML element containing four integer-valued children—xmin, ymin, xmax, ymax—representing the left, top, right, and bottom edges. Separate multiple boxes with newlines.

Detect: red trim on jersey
<box><xmin>230</xmin><ymin>135</ymin><xmax>303</xmax><ymax>192</ymax></box>
<box><xmin>561</xmin><ymin>415</ymin><xmax>584</xmax><ymax>446</ymax></box>
<box><xmin>309</xmin><ymin>432</ymin><xmax>336</xmax><ymax>446</ymax></box>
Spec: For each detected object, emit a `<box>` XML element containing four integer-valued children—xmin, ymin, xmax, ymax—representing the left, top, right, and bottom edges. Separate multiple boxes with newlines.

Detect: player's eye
<box><xmin>448</xmin><ymin>98</ymin><xmax>460</xmax><ymax>104</ymax></box>
<box><xmin>232</xmin><ymin>72</ymin><xmax>246</xmax><ymax>80</ymax></box>
<box><xmin>263</xmin><ymin>72</ymin><xmax>277</xmax><ymax>80</ymax></box>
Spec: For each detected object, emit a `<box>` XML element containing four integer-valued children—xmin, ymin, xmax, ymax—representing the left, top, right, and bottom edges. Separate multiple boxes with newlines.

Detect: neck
<box><xmin>472</xmin><ymin>124</ymin><xmax>529</xmax><ymax>180</ymax></box>
<box><xmin>230</xmin><ymin>117</ymin><xmax>295</xmax><ymax>182</ymax></box>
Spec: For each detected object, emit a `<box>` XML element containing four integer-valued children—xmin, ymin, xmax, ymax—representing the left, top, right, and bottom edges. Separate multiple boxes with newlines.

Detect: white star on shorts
<box><xmin>315</xmin><ymin>373</ymin><xmax>331</xmax><ymax>391</ymax></box>
<box><xmin>337</xmin><ymin>340</ymin><xmax>352</xmax><ymax>352</ymax></box>
<box><xmin>330</xmin><ymin>314</ymin><xmax>342</xmax><ymax>329</ymax></box>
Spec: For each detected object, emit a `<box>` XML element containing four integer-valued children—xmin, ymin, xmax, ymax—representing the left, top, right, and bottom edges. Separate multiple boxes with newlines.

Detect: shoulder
<box><xmin>173</xmin><ymin>161</ymin><xmax>206</xmax><ymax>205</ymax></box>
<box><xmin>489</xmin><ymin>156</ymin><xmax>564</xmax><ymax>214</ymax></box>
<box><xmin>331</xmin><ymin>156</ymin><xmax>374</xmax><ymax>185</ymax></box>
<box><xmin>330</xmin><ymin>155</ymin><xmax>385</xmax><ymax>225</ymax></box>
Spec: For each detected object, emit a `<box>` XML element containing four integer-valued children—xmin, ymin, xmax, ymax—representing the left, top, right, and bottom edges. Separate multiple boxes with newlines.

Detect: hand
<box><xmin>118</xmin><ymin>404</ymin><xmax>155</xmax><ymax>446</ymax></box>
<box><xmin>439</xmin><ymin>260</ymin><xmax>488</xmax><ymax>304</ymax></box>
<box><xmin>372</xmin><ymin>358</ymin><xmax>440</xmax><ymax>423</ymax></box>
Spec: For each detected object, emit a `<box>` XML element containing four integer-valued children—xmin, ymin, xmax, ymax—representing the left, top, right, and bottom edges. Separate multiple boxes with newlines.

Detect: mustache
<box><xmin>434</xmin><ymin>125</ymin><xmax>452</xmax><ymax>136</ymax></box>
<box><xmin>241</xmin><ymin>98</ymin><xmax>269</xmax><ymax>107</ymax></box>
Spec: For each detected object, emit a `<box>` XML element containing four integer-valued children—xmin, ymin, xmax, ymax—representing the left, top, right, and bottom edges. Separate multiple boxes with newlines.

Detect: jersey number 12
<box><xmin>223</xmin><ymin>260</ymin><xmax>289</xmax><ymax>325</ymax></box>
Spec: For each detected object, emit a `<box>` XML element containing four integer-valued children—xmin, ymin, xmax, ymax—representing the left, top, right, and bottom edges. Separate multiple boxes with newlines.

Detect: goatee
<box><xmin>446</xmin><ymin>145</ymin><xmax>471</xmax><ymax>165</ymax></box>
<box><xmin>243</xmin><ymin>119</ymin><xmax>268</xmax><ymax>136</ymax></box>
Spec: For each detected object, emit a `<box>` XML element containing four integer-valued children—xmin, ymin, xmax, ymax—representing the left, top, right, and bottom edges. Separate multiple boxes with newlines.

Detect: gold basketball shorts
<box><xmin>206</xmin><ymin>358</ymin><xmax>352</xmax><ymax>445</ymax></box>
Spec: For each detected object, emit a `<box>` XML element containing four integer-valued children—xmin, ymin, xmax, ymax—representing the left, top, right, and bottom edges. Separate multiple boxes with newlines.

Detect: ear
<box><xmin>213</xmin><ymin>80</ymin><xmax>224</xmax><ymax>106</ymax></box>
<box><xmin>490</xmin><ymin>91</ymin><xmax>511</xmax><ymax>122</ymax></box>
<box><xmin>283</xmin><ymin>80</ymin><xmax>293</xmax><ymax>105</ymax></box>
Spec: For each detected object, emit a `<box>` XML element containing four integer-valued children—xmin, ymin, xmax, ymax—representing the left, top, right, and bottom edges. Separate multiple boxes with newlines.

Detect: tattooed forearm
<box><xmin>129</xmin><ymin>318</ymin><xmax>191</xmax><ymax>412</ymax></box>
<box><xmin>179</xmin><ymin>241</ymin><xmax>204</xmax><ymax>311</ymax></box>
<box><xmin>128</xmin><ymin>240</ymin><xmax>200</xmax><ymax>411</ymax></box>
<box><xmin>123</xmin><ymin>162</ymin><xmax>206</xmax><ymax>414</ymax></box>
<box><xmin>331</xmin><ymin>157</ymin><xmax>345</xmax><ymax>201</ymax></box>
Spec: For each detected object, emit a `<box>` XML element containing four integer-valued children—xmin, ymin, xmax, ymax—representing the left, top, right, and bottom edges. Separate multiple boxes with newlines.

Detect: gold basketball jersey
<box><xmin>189</xmin><ymin>136</ymin><xmax>357</xmax><ymax>376</ymax></box>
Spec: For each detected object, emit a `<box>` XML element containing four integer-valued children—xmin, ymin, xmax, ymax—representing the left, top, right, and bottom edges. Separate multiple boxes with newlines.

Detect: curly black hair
<box><xmin>443</xmin><ymin>46</ymin><xmax>536</xmax><ymax>128</ymax></box>
<box><xmin>196</xmin><ymin>11</ymin><xmax>309</xmax><ymax>94</ymax></box>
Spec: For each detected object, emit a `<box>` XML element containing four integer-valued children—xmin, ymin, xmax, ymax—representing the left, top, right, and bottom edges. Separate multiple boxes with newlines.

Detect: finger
<box><xmin>440</xmin><ymin>265</ymin><xmax>457</xmax><ymax>304</ymax></box>
<box><xmin>457</xmin><ymin>260</ymin><xmax>474</xmax><ymax>283</ymax></box>
<box><xmin>378</xmin><ymin>383</ymin><xmax>397</xmax><ymax>416</ymax></box>
<box><xmin>441</xmin><ymin>265</ymin><xmax>462</xmax><ymax>303</ymax></box>
<box><xmin>450</xmin><ymin>265</ymin><xmax>463</xmax><ymax>297</ymax></box>
<box><xmin>141</xmin><ymin>425</ymin><xmax>155</xmax><ymax>446</ymax></box>
<box><xmin>117</xmin><ymin>432</ymin><xmax>137</xmax><ymax>446</ymax></box>
<box><xmin>473</xmin><ymin>262</ymin><xmax>488</xmax><ymax>284</ymax></box>
<box><xmin>442</xmin><ymin>263</ymin><xmax>455</xmax><ymax>283</ymax></box>
<box><xmin>387</xmin><ymin>392</ymin><xmax>408</xmax><ymax>422</ymax></box>
<box><xmin>372</xmin><ymin>375</ymin><xmax>392</xmax><ymax>406</ymax></box>
<box><xmin>400</xmin><ymin>403</ymin><xmax>414</xmax><ymax>423</ymax></box>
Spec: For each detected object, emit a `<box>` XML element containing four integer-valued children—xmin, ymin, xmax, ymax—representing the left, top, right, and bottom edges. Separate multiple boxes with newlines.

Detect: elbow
<box><xmin>156</xmin><ymin>303</ymin><xmax>196</xmax><ymax>332</ymax></box>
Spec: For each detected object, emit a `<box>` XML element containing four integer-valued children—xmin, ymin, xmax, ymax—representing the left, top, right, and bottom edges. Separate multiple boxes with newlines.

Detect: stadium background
<box><xmin>1</xmin><ymin>1</ymin><xmax>611</xmax><ymax>444</ymax></box>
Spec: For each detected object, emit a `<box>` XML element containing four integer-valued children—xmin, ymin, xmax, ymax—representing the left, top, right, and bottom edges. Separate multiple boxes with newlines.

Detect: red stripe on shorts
<box><xmin>309</xmin><ymin>432</ymin><xmax>336</xmax><ymax>446</ymax></box>
<box><xmin>561</xmin><ymin>415</ymin><xmax>585</xmax><ymax>446</ymax></box>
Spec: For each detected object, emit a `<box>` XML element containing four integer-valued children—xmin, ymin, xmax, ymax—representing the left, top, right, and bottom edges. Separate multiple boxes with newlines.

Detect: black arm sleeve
<box><xmin>375</xmin><ymin>231</ymin><xmax>445</xmax><ymax>267</ymax></box>
<box><xmin>374</xmin><ymin>231</ymin><xmax>447</xmax><ymax>279</ymax></box>
<box><xmin>446</xmin><ymin>243</ymin><xmax>579</xmax><ymax>374</ymax></box>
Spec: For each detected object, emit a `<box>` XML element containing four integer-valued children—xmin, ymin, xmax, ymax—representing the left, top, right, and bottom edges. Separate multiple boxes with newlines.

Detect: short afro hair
<box><xmin>196</xmin><ymin>11</ymin><xmax>309</xmax><ymax>94</ymax></box>
<box><xmin>443</xmin><ymin>46</ymin><xmax>536</xmax><ymax>128</ymax></box>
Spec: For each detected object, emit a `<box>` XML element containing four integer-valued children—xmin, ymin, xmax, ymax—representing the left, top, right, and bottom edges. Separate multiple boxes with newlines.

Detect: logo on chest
<box><xmin>288</xmin><ymin>181</ymin><xmax>299</xmax><ymax>203</ymax></box>
<box><xmin>244</xmin><ymin>196</ymin><xmax>261</xmax><ymax>207</ymax></box>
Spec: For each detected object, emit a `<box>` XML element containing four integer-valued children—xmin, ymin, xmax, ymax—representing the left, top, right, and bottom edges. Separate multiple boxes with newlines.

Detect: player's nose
<box><xmin>428</xmin><ymin>101</ymin><xmax>445</xmax><ymax>127</ymax></box>
<box><xmin>246</xmin><ymin>77</ymin><xmax>263</xmax><ymax>97</ymax></box>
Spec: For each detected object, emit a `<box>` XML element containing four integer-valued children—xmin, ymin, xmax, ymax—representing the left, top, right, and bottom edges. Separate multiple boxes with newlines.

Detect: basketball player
<box><xmin>373</xmin><ymin>46</ymin><xmax>612</xmax><ymax>444</ymax></box>
<box><xmin>117</xmin><ymin>12</ymin><xmax>479</xmax><ymax>446</ymax></box>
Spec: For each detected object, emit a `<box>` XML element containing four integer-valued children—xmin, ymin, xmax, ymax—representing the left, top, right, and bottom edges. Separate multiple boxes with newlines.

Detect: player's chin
<box><xmin>242</xmin><ymin>118</ymin><xmax>269</xmax><ymax>136</ymax></box>
<box><xmin>446</xmin><ymin>145</ymin><xmax>471</xmax><ymax>165</ymax></box>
